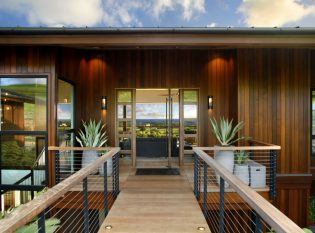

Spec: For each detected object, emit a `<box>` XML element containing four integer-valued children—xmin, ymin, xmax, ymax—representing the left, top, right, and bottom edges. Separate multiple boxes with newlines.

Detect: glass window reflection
<box><xmin>0</xmin><ymin>78</ymin><xmax>47</xmax><ymax>131</ymax></box>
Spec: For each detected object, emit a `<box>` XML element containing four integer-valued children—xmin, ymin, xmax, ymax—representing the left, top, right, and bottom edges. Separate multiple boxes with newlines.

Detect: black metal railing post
<box><xmin>116</xmin><ymin>153</ymin><xmax>120</xmax><ymax>196</ymax></box>
<box><xmin>194</xmin><ymin>153</ymin><xmax>198</xmax><ymax>199</ymax></box>
<box><xmin>112</xmin><ymin>153</ymin><xmax>120</xmax><ymax>200</ymax></box>
<box><xmin>203</xmin><ymin>161</ymin><xmax>208</xmax><ymax>215</ymax></box>
<box><xmin>55</xmin><ymin>152</ymin><xmax>60</xmax><ymax>184</ymax></box>
<box><xmin>38</xmin><ymin>211</ymin><xmax>46</xmax><ymax>233</ymax></box>
<box><xmin>255</xmin><ymin>211</ymin><xmax>262</xmax><ymax>233</ymax></box>
<box><xmin>194</xmin><ymin>153</ymin><xmax>201</xmax><ymax>201</ymax></box>
<box><xmin>219</xmin><ymin>177</ymin><xmax>225</xmax><ymax>233</ymax></box>
<box><xmin>103</xmin><ymin>161</ymin><xmax>108</xmax><ymax>217</ymax></box>
<box><xmin>83</xmin><ymin>177</ymin><xmax>89</xmax><ymax>233</ymax></box>
<box><xmin>31</xmin><ymin>169</ymin><xmax>35</xmax><ymax>199</ymax></box>
<box><xmin>269</xmin><ymin>150</ymin><xmax>277</xmax><ymax>200</ymax></box>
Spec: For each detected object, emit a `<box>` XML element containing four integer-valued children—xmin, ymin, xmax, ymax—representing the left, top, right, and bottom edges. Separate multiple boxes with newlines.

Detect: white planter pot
<box><xmin>82</xmin><ymin>151</ymin><xmax>98</xmax><ymax>169</ymax></box>
<box><xmin>82</xmin><ymin>151</ymin><xmax>113</xmax><ymax>176</ymax></box>
<box><xmin>248</xmin><ymin>160</ymin><xmax>266</xmax><ymax>188</ymax></box>
<box><xmin>234</xmin><ymin>164</ymin><xmax>249</xmax><ymax>185</ymax></box>
<box><xmin>214</xmin><ymin>145</ymin><xmax>234</xmax><ymax>188</ymax></box>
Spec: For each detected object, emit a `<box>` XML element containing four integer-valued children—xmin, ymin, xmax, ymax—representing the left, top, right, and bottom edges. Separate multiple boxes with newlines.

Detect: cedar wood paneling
<box><xmin>237</xmin><ymin>48</ymin><xmax>311</xmax><ymax>226</ymax></box>
<box><xmin>57</xmin><ymin>49</ymin><xmax>237</xmax><ymax>147</ymax></box>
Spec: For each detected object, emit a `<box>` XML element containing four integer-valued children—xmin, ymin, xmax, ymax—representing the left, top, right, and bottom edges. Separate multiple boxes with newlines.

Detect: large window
<box><xmin>312</xmin><ymin>90</ymin><xmax>315</xmax><ymax>156</ymax></box>
<box><xmin>0</xmin><ymin>76</ymin><xmax>47</xmax><ymax>192</ymax></box>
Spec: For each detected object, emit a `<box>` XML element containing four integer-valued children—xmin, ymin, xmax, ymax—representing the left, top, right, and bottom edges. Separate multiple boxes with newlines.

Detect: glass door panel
<box><xmin>170</xmin><ymin>89</ymin><xmax>180</xmax><ymax>164</ymax></box>
<box><xmin>116</xmin><ymin>90</ymin><xmax>134</xmax><ymax>164</ymax></box>
<box><xmin>136</xmin><ymin>89</ymin><xmax>169</xmax><ymax>167</ymax></box>
<box><xmin>181</xmin><ymin>89</ymin><xmax>199</xmax><ymax>164</ymax></box>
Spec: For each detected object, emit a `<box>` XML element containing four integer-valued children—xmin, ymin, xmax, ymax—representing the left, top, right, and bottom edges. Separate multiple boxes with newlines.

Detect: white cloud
<box><xmin>0</xmin><ymin>0</ymin><xmax>206</xmax><ymax>27</ymax></box>
<box><xmin>152</xmin><ymin>0</ymin><xmax>205</xmax><ymax>20</ymax></box>
<box><xmin>207</xmin><ymin>22</ymin><xmax>217</xmax><ymax>27</ymax></box>
<box><xmin>0</xmin><ymin>0</ymin><xmax>104</xmax><ymax>26</ymax></box>
<box><xmin>238</xmin><ymin>0</ymin><xmax>315</xmax><ymax>27</ymax></box>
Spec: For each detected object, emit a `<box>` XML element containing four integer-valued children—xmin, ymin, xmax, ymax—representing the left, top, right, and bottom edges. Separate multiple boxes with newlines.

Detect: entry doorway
<box><xmin>136</xmin><ymin>89</ymin><xmax>179</xmax><ymax>168</ymax></box>
<box><xmin>115</xmin><ymin>88</ymin><xmax>199</xmax><ymax>167</ymax></box>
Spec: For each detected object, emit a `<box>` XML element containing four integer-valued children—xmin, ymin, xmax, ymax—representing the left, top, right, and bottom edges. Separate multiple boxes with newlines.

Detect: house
<box><xmin>0</xmin><ymin>27</ymin><xmax>314</xmax><ymax>230</ymax></box>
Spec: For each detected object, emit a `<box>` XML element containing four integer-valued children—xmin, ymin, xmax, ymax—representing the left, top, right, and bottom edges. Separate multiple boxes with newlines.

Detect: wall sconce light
<box><xmin>101</xmin><ymin>96</ymin><xmax>107</xmax><ymax>110</ymax></box>
<box><xmin>208</xmin><ymin>96</ymin><xmax>213</xmax><ymax>109</ymax></box>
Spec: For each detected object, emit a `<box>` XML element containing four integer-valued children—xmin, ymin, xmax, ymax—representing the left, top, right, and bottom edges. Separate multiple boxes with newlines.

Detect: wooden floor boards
<box><xmin>99</xmin><ymin>171</ymin><xmax>210</xmax><ymax>233</ymax></box>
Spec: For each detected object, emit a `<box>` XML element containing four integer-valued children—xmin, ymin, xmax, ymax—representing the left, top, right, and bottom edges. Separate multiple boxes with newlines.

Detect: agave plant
<box><xmin>76</xmin><ymin>120</ymin><xmax>108</xmax><ymax>147</ymax></box>
<box><xmin>210</xmin><ymin>117</ymin><xmax>244</xmax><ymax>146</ymax></box>
<box><xmin>235</xmin><ymin>150</ymin><xmax>249</xmax><ymax>165</ymax></box>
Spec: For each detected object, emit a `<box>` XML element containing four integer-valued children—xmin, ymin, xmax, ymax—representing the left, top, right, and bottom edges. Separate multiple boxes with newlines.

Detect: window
<box><xmin>312</xmin><ymin>90</ymin><xmax>315</xmax><ymax>156</ymax></box>
<box><xmin>57</xmin><ymin>79</ymin><xmax>75</xmax><ymax>173</ymax></box>
<box><xmin>0</xmin><ymin>76</ymin><xmax>48</xmax><ymax>191</ymax></box>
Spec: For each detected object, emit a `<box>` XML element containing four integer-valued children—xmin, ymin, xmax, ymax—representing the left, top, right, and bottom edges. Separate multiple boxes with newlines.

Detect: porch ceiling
<box><xmin>1</xmin><ymin>27</ymin><xmax>315</xmax><ymax>48</ymax></box>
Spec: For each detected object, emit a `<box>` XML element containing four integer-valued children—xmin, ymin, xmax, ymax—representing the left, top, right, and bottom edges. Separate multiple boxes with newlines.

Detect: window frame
<box><xmin>0</xmin><ymin>74</ymin><xmax>48</xmax><ymax>192</ymax></box>
<box><xmin>56</xmin><ymin>77</ymin><xmax>76</xmax><ymax>145</ymax></box>
<box><xmin>311</xmin><ymin>88</ymin><xmax>315</xmax><ymax>158</ymax></box>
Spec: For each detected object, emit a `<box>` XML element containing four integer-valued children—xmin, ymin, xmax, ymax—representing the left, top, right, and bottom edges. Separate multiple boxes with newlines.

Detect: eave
<box><xmin>0</xmin><ymin>27</ymin><xmax>315</xmax><ymax>48</ymax></box>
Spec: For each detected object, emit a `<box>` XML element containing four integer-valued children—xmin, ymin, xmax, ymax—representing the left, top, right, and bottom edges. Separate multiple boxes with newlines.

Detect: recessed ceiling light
<box><xmin>197</xmin><ymin>226</ymin><xmax>206</xmax><ymax>231</ymax></box>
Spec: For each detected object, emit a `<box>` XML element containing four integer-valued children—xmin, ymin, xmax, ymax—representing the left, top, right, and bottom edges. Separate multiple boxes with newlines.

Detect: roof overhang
<box><xmin>1</xmin><ymin>27</ymin><xmax>315</xmax><ymax>48</ymax></box>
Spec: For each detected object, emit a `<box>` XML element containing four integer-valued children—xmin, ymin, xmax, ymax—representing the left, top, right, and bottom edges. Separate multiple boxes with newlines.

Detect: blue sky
<box><xmin>0</xmin><ymin>0</ymin><xmax>314</xmax><ymax>27</ymax></box>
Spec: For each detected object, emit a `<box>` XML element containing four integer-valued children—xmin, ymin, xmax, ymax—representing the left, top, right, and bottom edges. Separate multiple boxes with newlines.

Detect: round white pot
<box><xmin>82</xmin><ymin>150</ymin><xmax>98</xmax><ymax>169</ymax></box>
<box><xmin>234</xmin><ymin>164</ymin><xmax>249</xmax><ymax>185</ymax></box>
<box><xmin>214</xmin><ymin>145</ymin><xmax>234</xmax><ymax>188</ymax></box>
<box><xmin>82</xmin><ymin>151</ymin><xmax>113</xmax><ymax>176</ymax></box>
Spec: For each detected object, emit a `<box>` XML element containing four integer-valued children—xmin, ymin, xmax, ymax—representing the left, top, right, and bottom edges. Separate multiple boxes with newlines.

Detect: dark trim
<box><xmin>276</xmin><ymin>174</ymin><xmax>312</xmax><ymax>189</ymax></box>
<box><xmin>312</xmin><ymin>89</ymin><xmax>315</xmax><ymax>158</ymax></box>
<box><xmin>0</xmin><ymin>184</ymin><xmax>45</xmax><ymax>191</ymax></box>
<box><xmin>1</xmin><ymin>27</ymin><xmax>315</xmax><ymax>36</ymax></box>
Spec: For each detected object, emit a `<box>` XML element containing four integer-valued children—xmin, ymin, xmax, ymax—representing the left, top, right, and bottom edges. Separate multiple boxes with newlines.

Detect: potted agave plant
<box><xmin>76</xmin><ymin>120</ymin><xmax>111</xmax><ymax>176</ymax></box>
<box><xmin>210</xmin><ymin>117</ymin><xmax>244</xmax><ymax>186</ymax></box>
<box><xmin>234</xmin><ymin>150</ymin><xmax>249</xmax><ymax>185</ymax></box>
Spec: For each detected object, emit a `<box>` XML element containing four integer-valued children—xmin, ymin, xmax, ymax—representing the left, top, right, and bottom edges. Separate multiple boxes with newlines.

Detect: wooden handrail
<box><xmin>196</xmin><ymin>145</ymin><xmax>280</xmax><ymax>151</ymax></box>
<box><xmin>0</xmin><ymin>147</ymin><xmax>120</xmax><ymax>233</ymax></box>
<box><xmin>193</xmin><ymin>147</ymin><xmax>303</xmax><ymax>233</ymax></box>
<box><xmin>48</xmin><ymin>146</ymin><xmax>118</xmax><ymax>151</ymax></box>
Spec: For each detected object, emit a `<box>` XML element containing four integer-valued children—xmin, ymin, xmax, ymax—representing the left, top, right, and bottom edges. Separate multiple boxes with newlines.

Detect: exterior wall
<box><xmin>1</xmin><ymin>46</ymin><xmax>311</xmax><ymax>227</ymax></box>
<box><xmin>237</xmin><ymin>48</ymin><xmax>311</xmax><ymax>226</ymax></box>
<box><xmin>57</xmin><ymin>49</ymin><xmax>237</xmax><ymax>147</ymax></box>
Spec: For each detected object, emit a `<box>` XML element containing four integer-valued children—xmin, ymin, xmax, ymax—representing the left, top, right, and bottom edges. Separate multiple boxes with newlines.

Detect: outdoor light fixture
<box><xmin>101</xmin><ymin>96</ymin><xmax>107</xmax><ymax>110</ymax></box>
<box><xmin>208</xmin><ymin>96</ymin><xmax>213</xmax><ymax>109</ymax></box>
<box><xmin>104</xmin><ymin>225</ymin><xmax>112</xmax><ymax>229</ymax></box>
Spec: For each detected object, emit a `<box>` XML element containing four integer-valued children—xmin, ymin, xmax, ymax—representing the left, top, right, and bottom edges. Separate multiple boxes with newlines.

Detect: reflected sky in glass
<box><xmin>0</xmin><ymin>78</ymin><xmax>46</xmax><ymax>86</ymax></box>
<box><xmin>136</xmin><ymin>103</ymin><xmax>197</xmax><ymax>119</ymax></box>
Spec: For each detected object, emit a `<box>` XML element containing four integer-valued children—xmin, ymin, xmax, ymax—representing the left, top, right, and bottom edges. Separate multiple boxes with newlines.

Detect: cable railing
<box><xmin>193</xmin><ymin>145</ymin><xmax>304</xmax><ymax>233</ymax></box>
<box><xmin>0</xmin><ymin>147</ymin><xmax>120</xmax><ymax>233</ymax></box>
<box><xmin>0</xmin><ymin>148</ymin><xmax>46</xmax><ymax>195</ymax></box>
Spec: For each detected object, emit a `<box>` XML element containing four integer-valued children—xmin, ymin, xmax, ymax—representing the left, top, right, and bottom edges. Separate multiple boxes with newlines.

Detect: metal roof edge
<box><xmin>1</xmin><ymin>27</ymin><xmax>315</xmax><ymax>36</ymax></box>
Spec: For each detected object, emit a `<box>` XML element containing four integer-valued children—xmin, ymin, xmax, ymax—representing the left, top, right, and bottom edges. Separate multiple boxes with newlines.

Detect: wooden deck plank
<box><xmin>99</xmin><ymin>172</ymin><xmax>210</xmax><ymax>233</ymax></box>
